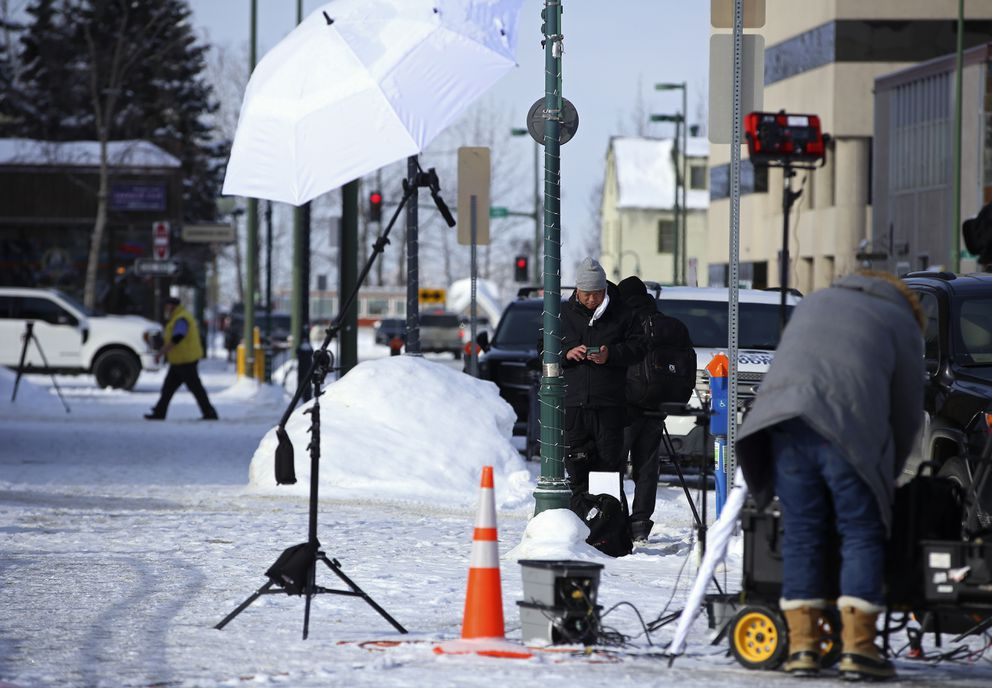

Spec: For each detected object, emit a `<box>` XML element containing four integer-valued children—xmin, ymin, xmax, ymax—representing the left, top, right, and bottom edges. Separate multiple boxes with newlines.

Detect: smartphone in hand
<box><xmin>585</xmin><ymin>345</ymin><xmax>601</xmax><ymax>356</ymax></box>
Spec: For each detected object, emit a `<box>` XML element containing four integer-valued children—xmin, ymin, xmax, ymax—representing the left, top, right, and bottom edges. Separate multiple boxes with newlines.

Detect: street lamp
<box><xmin>655</xmin><ymin>81</ymin><xmax>688</xmax><ymax>285</ymax></box>
<box><xmin>511</xmin><ymin>127</ymin><xmax>541</xmax><ymax>278</ymax></box>
<box><xmin>649</xmin><ymin>112</ymin><xmax>684</xmax><ymax>284</ymax></box>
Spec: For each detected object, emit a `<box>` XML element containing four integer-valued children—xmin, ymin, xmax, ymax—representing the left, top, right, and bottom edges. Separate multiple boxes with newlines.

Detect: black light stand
<box><xmin>11</xmin><ymin>321</ymin><xmax>70</xmax><ymax>413</ymax></box>
<box><xmin>215</xmin><ymin>165</ymin><xmax>456</xmax><ymax>639</ymax></box>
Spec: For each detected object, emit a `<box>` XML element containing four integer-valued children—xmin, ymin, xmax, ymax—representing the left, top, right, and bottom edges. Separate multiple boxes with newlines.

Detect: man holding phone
<box><xmin>561</xmin><ymin>257</ymin><xmax>647</xmax><ymax>507</ymax></box>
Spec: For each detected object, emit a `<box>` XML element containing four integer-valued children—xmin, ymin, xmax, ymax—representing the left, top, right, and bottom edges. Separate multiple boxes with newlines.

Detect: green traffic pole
<box><xmin>534</xmin><ymin>0</ymin><xmax>570</xmax><ymax>514</ymax></box>
<box><xmin>243</xmin><ymin>0</ymin><xmax>258</xmax><ymax>378</ymax></box>
<box><xmin>952</xmin><ymin>0</ymin><xmax>964</xmax><ymax>273</ymax></box>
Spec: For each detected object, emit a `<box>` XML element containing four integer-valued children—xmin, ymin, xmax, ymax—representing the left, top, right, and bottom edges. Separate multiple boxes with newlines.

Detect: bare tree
<box><xmin>79</xmin><ymin>1</ymin><xmax>187</xmax><ymax>309</ymax></box>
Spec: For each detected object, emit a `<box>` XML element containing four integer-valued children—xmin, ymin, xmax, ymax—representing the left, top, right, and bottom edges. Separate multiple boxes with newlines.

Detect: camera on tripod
<box><xmin>963</xmin><ymin>201</ymin><xmax>992</xmax><ymax>267</ymax></box>
<box><xmin>744</xmin><ymin>111</ymin><xmax>828</xmax><ymax>166</ymax></box>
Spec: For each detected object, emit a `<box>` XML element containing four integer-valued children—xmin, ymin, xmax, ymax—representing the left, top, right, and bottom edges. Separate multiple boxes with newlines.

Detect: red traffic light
<box><xmin>369</xmin><ymin>190</ymin><xmax>383</xmax><ymax>222</ymax></box>
<box><xmin>514</xmin><ymin>255</ymin><xmax>528</xmax><ymax>282</ymax></box>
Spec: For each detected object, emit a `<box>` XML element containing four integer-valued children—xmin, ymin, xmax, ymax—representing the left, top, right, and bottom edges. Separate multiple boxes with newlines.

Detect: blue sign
<box><xmin>110</xmin><ymin>184</ymin><xmax>166</xmax><ymax>212</ymax></box>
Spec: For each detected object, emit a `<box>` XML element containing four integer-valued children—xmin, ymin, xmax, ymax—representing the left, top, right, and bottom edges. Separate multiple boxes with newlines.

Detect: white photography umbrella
<box><xmin>223</xmin><ymin>0</ymin><xmax>524</xmax><ymax>206</ymax></box>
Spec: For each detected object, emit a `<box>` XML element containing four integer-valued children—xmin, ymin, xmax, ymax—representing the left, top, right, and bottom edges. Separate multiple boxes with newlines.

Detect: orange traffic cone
<box><xmin>434</xmin><ymin>466</ymin><xmax>531</xmax><ymax>659</ymax></box>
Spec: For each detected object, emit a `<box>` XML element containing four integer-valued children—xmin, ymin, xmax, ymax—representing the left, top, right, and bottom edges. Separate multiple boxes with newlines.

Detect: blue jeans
<box><xmin>771</xmin><ymin>418</ymin><xmax>885</xmax><ymax>606</ymax></box>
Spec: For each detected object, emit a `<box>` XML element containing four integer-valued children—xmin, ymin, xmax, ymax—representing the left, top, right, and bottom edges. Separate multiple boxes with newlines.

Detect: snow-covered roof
<box><xmin>0</xmin><ymin>138</ymin><xmax>181</xmax><ymax>169</ymax></box>
<box><xmin>611</xmin><ymin>136</ymin><xmax>709</xmax><ymax>211</ymax></box>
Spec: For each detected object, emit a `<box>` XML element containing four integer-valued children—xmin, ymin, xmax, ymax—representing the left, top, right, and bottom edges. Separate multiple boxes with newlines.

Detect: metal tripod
<box><xmin>216</xmin><ymin>166</ymin><xmax>454</xmax><ymax>640</ymax></box>
<box><xmin>11</xmin><ymin>321</ymin><xmax>70</xmax><ymax>413</ymax></box>
<box><xmin>215</xmin><ymin>349</ymin><xmax>406</xmax><ymax>639</ymax></box>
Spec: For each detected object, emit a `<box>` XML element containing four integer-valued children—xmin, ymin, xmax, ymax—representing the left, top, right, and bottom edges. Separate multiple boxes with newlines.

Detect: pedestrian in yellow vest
<box><xmin>145</xmin><ymin>297</ymin><xmax>218</xmax><ymax>421</ymax></box>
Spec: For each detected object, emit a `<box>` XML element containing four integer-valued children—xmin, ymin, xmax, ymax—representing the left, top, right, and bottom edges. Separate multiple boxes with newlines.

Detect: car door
<box><xmin>17</xmin><ymin>295</ymin><xmax>85</xmax><ymax>368</ymax></box>
<box><xmin>0</xmin><ymin>295</ymin><xmax>23</xmax><ymax>365</ymax></box>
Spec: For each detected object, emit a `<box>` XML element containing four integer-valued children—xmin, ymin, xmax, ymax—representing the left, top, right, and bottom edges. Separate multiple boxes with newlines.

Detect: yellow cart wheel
<box><xmin>729</xmin><ymin>605</ymin><xmax>787</xmax><ymax>670</ymax></box>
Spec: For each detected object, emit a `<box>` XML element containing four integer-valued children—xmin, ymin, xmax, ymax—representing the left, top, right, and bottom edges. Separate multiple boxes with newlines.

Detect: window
<box><xmin>690</xmin><ymin>165</ymin><xmax>707</xmax><ymax>190</ymax></box>
<box><xmin>955</xmin><ymin>297</ymin><xmax>992</xmax><ymax>365</ymax></box>
<box><xmin>657</xmin><ymin>300</ymin><xmax>796</xmax><ymax>349</ymax></box>
<box><xmin>21</xmin><ymin>297</ymin><xmax>71</xmax><ymax>325</ymax></box>
<box><xmin>658</xmin><ymin>220</ymin><xmax>676</xmax><ymax>254</ymax></box>
<box><xmin>916</xmin><ymin>291</ymin><xmax>940</xmax><ymax>365</ymax></box>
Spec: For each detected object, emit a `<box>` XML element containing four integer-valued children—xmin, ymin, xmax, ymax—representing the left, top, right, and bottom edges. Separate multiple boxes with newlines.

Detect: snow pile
<box><xmin>248</xmin><ymin>355</ymin><xmax>532</xmax><ymax>509</ymax></box>
<box><xmin>213</xmin><ymin>375</ymin><xmax>289</xmax><ymax>405</ymax></box>
<box><xmin>506</xmin><ymin>508</ymin><xmax>606</xmax><ymax>561</ymax></box>
<box><xmin>0</xmin><ymin>366</ymin><xmax>62</xmax><ymax>416</ymax></box>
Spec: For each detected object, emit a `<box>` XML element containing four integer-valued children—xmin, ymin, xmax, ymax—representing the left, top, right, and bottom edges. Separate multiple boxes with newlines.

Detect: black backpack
<box><xmin>572</xmin><ymin>492</ymin><xmax>633</xmax><ymax>557</ymax></box>
<box><xmin>627</xmin><ymin>311</ymin><xmax>696</xmax><ymax>408</ymax></box>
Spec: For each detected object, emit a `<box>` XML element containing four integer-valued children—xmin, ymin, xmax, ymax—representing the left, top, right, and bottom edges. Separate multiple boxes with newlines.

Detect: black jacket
<box><xmin>561</xmin><ymin>282</ymin><xmax>648</xmax><ymax>408</ymax></box>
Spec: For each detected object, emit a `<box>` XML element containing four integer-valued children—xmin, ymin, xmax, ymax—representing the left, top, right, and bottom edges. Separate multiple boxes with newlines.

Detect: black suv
<box><xmin>903</xmin><ymin>272</ymin><xmax>992</xmax><ymax>521</ymax></box>
<box><xmin>474</xmin><ymin>292</ymin><xmax>545</xmax><ymax>456</ymax></box>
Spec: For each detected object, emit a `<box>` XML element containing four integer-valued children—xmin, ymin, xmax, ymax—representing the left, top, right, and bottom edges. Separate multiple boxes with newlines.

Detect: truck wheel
<box><xmin>729</xmin><ymin>605</ymin><xmax>787</xmax><ymax>670</ymax></box>
<box><xmin>94</xmin><ymin>349</ymin><xmax>140</xmax><ymax>390</ymax></box>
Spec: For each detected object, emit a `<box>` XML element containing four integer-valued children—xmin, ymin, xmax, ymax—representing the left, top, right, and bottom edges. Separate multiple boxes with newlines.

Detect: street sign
<box><xmin>457</xmin><ymin>147</ymin><xmax>491</xmax><ymax>246</ymax></box>
<box><xmin>489</xmin><ymin>206</ymin><xmax>509</xmax><ymax>218</ymax></box>
<box><xmin>134</xmin><ymin>258</ymin><xmax>181</xmax><ymax>277</ymax></box>
<box><xmin>152</xmin><ymin>221</ymin><xmax>170</xmax><ymax>260</ymax></box>
<box><xmin>710</xmin><ymin>0</ymin><xmax>765</xmax><ymax>28</ymax></box>
<box><xmin>418</xmin><ymin>288</ymin><xmax>446</xmax><ymax>304</ymax></box>
<box><xmin>708</xmin><ymin>34</ymin><xmax>764</xmax><ymax>144</ymax></box>
<box><xmin>181</xmin><ymin>223</ymin><xmax>235</xmax><ymax>243</ymax></box>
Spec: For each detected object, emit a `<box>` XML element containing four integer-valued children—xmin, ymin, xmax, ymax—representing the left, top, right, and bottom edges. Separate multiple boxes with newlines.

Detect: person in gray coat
<box><xmin>736</xmin><ymin>271</ymin><xmax>925</xmax><ymax>680</ymax></box>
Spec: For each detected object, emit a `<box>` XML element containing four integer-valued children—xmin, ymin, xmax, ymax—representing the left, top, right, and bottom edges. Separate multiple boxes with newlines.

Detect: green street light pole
<box><xmin>511</xmin><ymin>127</ymin><xmax>541</xmax><ymax>276</ymax></box>
<box><xmin>650</xmin><ymin>111</ymin><xmax>685</xmax><ymax>284</ymax></box>
<box><xmin>656</xmin><ymin>82</ymin><xmax>688</xmax><ymax>284</ymax></box>
<box><xmin>534</xmin><ymin>0</ymin><xmax>570</xmax><ymax>514</ymax></box>
<box><xmin>952</xmin><ymin>0</ymin><xmax>964</xmax><ymax>272</ymax></box>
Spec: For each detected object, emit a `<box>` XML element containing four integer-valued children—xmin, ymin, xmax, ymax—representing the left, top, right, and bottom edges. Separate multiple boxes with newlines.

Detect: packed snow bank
<box><xmin>213</xmin><ymin>376</ymin><xmax>289</xmax><ymax>405</ymax></box>
<box><xmin>0</xmin><ymin>366</ymin><xmax>62</xmax><ymax>416</ymax></box>
<box><xmin>506</xmin><ymin>508</ymin><xmax>606</xmax><ymax>561</ymax></box>
<box><xmin>248</xmin><ymin>355</ymin><xmax>532</xmax><ymax>509</ymax></box>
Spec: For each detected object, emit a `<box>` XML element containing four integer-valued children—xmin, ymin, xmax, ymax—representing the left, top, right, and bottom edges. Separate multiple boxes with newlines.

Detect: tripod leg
<box><xmin>661</xmin><ymin>423</ymin><xmax>702</xmax><ymax>529</ymax></box>
<box><xmin>215</xmin><ymin>580</ymin><xmax>276</xmax><ymax>630</ymax></box>
<box><xmin>25</xmin><ymin>328</ymin><xmax>70</xmax><ymax>413</ymax></box>
<box><xmin>302</xmin><ymin>558</ymin><xmax>317</xmax><ymax>640</ymax></box>
<box><xmin>11</xmin><ymin>323</ymin><xmax>32</xmax><ymax>402</ymax></box>
<box><xmin>318</xmin><ymin>554</ymin><xmax>408</xmax><ymax>633</ymax></box>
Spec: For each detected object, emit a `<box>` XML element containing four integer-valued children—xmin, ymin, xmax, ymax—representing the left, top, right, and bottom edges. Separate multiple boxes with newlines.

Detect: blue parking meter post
<box><xmin>706</xmin><ymin>353</ymin><xmax>730</xmax><ymax>518</ymax></box>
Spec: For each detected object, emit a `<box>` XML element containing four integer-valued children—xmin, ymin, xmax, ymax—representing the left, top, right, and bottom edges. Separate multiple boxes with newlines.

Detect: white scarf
<box><xmin>589</xmin><ymin>293</ymin><xmax>609</xmax><ymax>326</ymax></box>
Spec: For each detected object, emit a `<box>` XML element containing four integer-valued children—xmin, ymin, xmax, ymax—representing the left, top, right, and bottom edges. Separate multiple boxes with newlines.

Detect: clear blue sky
<box><xmin>189</xmin><ymin>0</ymin><xmax>712</xmax><ymax>267</ymax></box>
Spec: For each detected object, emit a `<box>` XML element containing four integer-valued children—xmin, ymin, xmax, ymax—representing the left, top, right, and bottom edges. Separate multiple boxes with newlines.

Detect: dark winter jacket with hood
<box><xmin>735</xmin><ymin>273</ymin><xmax>924</xmax><ymax>533</ymax></box>
<box><xmin>561</xmin><ymin>282</ymin><xmax>648</xmax><ymax>408</ymax></box>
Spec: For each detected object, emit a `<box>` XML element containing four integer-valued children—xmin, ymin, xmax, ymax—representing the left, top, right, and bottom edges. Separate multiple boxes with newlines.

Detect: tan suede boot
<box><xmin>838</xmin><ymin>597</ymin><xmax>895</xmax><ymax>681</ymax></box>
<box><xmin>782</xmin><ymin>603</ymin><xmax>824</xmax><ymax>676</ymax></box>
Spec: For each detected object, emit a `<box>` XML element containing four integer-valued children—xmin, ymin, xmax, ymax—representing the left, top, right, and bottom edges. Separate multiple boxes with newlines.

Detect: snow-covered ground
<box><xmin>1</xmin><ymin>329</ymin><xmax>990</xmax><ymax>687</ymax></box>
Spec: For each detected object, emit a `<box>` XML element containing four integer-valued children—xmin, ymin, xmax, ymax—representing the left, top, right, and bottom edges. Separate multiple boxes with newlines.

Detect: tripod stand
<box><xmin>216</xmin><ymin>163</ymin><xmax>455</xmax><ymax>639</ymax></box>
<box><xmin>11</xmin><ymin>321</ymin><xmax>70</xmax><ymax>413</ymax></box>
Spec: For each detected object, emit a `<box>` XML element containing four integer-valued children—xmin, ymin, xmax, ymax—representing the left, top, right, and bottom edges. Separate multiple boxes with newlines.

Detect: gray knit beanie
<box><xmin>575</xmin><ymin>257</ymin><xmax>607</xmax><ymax>291</ymax></box>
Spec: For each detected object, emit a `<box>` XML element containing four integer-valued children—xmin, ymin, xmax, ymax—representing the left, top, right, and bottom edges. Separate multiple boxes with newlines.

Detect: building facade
<box><xmin>600</xmin><ymin>136</ymin><xmax>709</xmax><ymax>285</ymax></box>
<box><xmin>0</xmin><ymin>138</ymin><xmax>187</xmax><ymax>317</ymax></box>
<box><xmin>874</xmin><ymin>42</ymin><xmax>992</xmax><ymax>274</ymax></box>
<box><xmin>707</xmin><ymin>0</ymin><xmax>992</xmax><ymax>292</ymax></box>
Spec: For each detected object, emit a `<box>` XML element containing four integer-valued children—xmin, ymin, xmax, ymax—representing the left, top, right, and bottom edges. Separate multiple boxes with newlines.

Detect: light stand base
<box><xmin>215</xmin><ymin>545</ymin><xmax>407</xmax><ymax>639</ymax></box>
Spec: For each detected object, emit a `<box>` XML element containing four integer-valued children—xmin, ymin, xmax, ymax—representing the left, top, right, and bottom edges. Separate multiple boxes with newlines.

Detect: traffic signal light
<box><xmin>368</xmin><ymin>190</ymin><xmax>383</xmax><ymax>222</ymax></box>
<box><xmin>514</xmin><ymin>255</ymin><xmax>528</xmax><ymax>282</ymax></box>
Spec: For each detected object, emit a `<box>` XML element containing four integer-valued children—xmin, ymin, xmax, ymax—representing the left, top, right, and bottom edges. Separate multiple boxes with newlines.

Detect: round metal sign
<box><xmin>526</xmin><ymin>97</ymin><xmax>579</xmax><ymax>146</ymax></box>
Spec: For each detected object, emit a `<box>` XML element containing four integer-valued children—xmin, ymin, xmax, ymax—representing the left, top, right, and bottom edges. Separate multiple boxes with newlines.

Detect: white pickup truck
<box><xmin>0</xmin><ymin>287</ymin><xmax>162</xmax><ymax>390</ymax></box>
<box><xmin>654</xmin><ymin>286</ymin><xmax>802</xmax><ymax>465</ymax></box>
